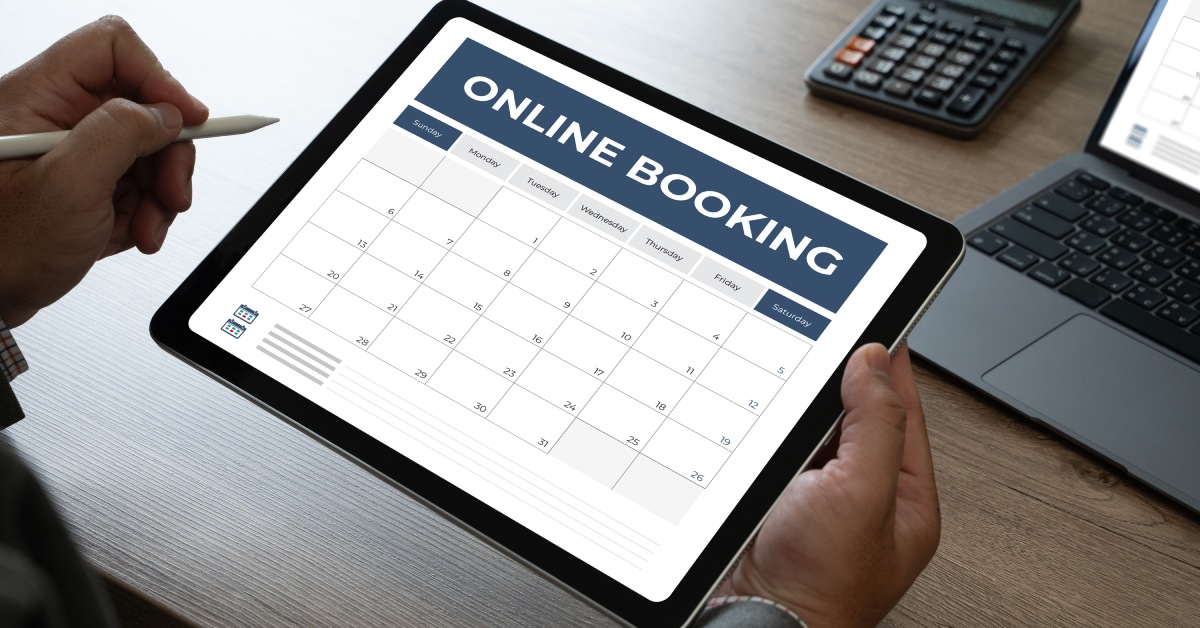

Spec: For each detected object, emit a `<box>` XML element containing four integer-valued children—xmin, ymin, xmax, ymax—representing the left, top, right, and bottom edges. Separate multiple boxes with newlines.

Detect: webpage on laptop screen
<box><xmin>188</xmin><ymin>18</ymin><xmax>927</xmax><ymax>600</ymax></box>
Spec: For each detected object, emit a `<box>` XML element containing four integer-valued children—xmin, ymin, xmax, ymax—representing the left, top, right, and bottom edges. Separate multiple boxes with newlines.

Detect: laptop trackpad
<box><xmin>983</xmin><ymin>315</ymin><xmax>1200</xmax><ymax>499</ymax></box>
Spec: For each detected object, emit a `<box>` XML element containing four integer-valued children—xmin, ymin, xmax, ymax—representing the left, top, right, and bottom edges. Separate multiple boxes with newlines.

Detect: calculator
<box><xmin>804</xmin><ymin>0</ymin><xmax>1081</xmax><ymax>138</ymax></box>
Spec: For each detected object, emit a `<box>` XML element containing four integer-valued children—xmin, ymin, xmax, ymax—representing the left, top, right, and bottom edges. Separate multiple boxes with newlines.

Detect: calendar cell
<box><xmin>423</xmin><ymin>253</ymin><xmax>506</xmax><ymax>313</ymax></box>
<box><xmin>640</xmin><ymin>419</ymin><xmax>730</xmax><ymax>488</ymax></box>
<box><xmin>633</xmin><ymin>316</ymin><xmax>718</xmax><ymax>380</ymax></box>
<box><xmin>549</xmin><ymin>420</ymin><xmax>637</xmax><ymax>487</ymax></box>
<box><xmin>428</xmin><ymin>352</ymin><xmax>512</xmax><ymax>418</ymax></box>
<box><xmin>696</xmin><ymin>350</ymin><xmax>784</xmax><ymax>416</ymax></box>
<box><xmin>253</xmin><ymin>256</ymin><xmax>335</xmax><ymax>315</ymax></box>
<box><xmin>517</xmin><ymin>351</ymin><xmax>601</xmax><ymax>416</ymax></box>
<box><xmin>578</xmin><ymin>385</ymin><xmax>666</xmax><ymax>452</ymax></box>
<box><xmin>362</xmin><ymin>128</ymin><xmax>441</xmax><ymax>186</ymax></box>
<box><xmin>337</xmin><ymin>254</ymin><xmax>420</xmax><ymax>315</ymax></box>
<box><xmin>536</xmin><ymin>218</ymin><xmax>620</xmax><ymax>279</ymax></box>
<box><xmin>544</xmin><ymin>316</ymin><xmax>627</xmax><ymax>381</ymax></box>
<box><xmin>309</xmin><ymin>191</ymin><xmax>390</xmax><ymax>250</ymax></box>
<box><xmin>394</xmin><ymin>189</ymin><xmax>474</xmax><ymax>248</ymax></box>
<box><xmin>478</xmin><ymin>187</ymin><xmax>560</xmax><ymax>246</ymax></box>
<box><xmin>487</xmin><ymin>385</ymin><xmax>575</xmax><ymax>451</ymax></box>
<box><xmin>670</xmin><ymin>385</ymin><xmax>756</xmax><ymax>450</ymax></box>
<box><xmin>455</xmin><ymin>317</ymin><xmax>540</xmax><ymax>380</ymax></box>
<box><xmin>451</xmin><ymin>220</ymin><xmax>533</xmax><ymax>280</ymax></box>
<box><xmin>367</xmin><ymin>223</ymin><xmax>448</xmax><ymax>282</ymax></box>
<box><xmin>570</xmin><ymin>283</ymin><xmax>655</xmax><ymax>345</ymax></box>
<box><xmin>483</xmin><ymin>284</ymin><xmax>567</xmax><ymax>348</ymax></box>
<box><xmin>612</xmin><ymin>456</ymin><xmax>703</xmax><ymax>524</ymax></box>
<box><xmin>397</xmin><ymin>286</ymin><xmax>479</xmax><ymax>348</ymax></box>
<box><xmin>723</xmin><ymin>316</ymin><xmax>811</xmax><ymax>379</ymax></box>
<box><xmin>282</xmin><ymin>223</ymin><xmax>363</xmax><ymax>282</ymax></box>
<box><xmin>604</xmin><ymin>350</ymin><xmax>692</xmax><ymax>416</ymax></box>
<box><xmin>659</xmin><ymin>281</ymin><xmax>745</xmax><ymax>345</ymax></box>
<box><xmin>599</xmin><ymin>249</ymin><xmax>681</xmax><ymax>311</ymax></box>
<box><xmin>367</xmin><ymin>319</ymin><xmax>451</xmax><ymax>382</ymax></box>
<box><xmin>310</xmin><ymin>287</ymin><xmax>392</xmax><ymax>349</ymax></box>
<box><xmin>337</xmin><ymin>160</ymin><xmax>417</xmax><ymax>217</ymax></box>
<box><xmin>509</xmin><ymin>252</ymin><xmax>592</xmax><ymax>312</ymax></box>
<box><xmin>419</xmin><ymin>156</ymin><xmax>502</xmax><ymax>217</ymax></box>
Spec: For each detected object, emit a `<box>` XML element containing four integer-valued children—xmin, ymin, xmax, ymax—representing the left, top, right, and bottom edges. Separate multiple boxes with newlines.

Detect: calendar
<box><xmin>189</xmin><ymin>21</ymin><xmax>926</xmax><ymax>600</ymax></box>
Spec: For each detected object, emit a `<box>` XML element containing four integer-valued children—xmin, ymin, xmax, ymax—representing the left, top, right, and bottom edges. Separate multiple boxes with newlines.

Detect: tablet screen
<box><xmin>188</xmin><ymin>17</ymin><xmax>926</xmax><ymax>601</ymax></box>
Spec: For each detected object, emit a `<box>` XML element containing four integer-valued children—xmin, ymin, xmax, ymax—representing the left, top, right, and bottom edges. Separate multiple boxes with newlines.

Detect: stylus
<box><xmin>0</xmin><ymin>114</ymin><xmax>280</xmax><ymax>160</ymax></box>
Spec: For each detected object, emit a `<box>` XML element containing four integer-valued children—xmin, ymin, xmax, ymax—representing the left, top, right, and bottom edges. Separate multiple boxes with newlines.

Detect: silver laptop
<box><xmin>911</xmin><ymin>0</ymin><xmax>1200</xmax><ymax>515</ymax></box>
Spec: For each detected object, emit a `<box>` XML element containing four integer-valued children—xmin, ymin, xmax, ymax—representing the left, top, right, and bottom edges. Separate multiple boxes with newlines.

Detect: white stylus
<box><xmin>0</xmin><ymin>114</ymin><xmax>279</xmax><ymax>160</ymax></box>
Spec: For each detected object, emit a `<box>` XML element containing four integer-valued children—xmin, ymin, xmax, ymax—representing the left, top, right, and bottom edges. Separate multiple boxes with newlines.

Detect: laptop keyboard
<box><xmin>967</xmin><ymin>170</ymin><xmax>1200</xmax><ymax>365</ymax></box>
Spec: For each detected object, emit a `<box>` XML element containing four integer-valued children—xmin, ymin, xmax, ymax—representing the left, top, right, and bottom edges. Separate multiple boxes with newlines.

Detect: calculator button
<box><xmin>866</xmin><ymin>58</ymin><xmax>896</xmax><ymax>75</ymax></box>
<box><xmin>892</xmin><ymin>34</ymin><xmax>920</xmax><ymax>49</ymax></box>
<box><xmin>898</xmin><ymin>67</ymin><xmax>926</xmax><ymax>83</ymax></box>
<box><xmin>947</xmin><ymin>86</ymin><xmax>987</xmax><ymax>116</ymax></box>
<box><xmin>910</xmin><ymin>54</ymin><xmax>937</xmax><ymax>70</ymax></box>
<box><xmin>970</xmin><ymin>73</ymin><xmax>998</xmax><ymax>89</ymax></box>
<box><xmin>1003</xmin><ymin>37</ymin><xmax>1026</xmax><ymax>51</ymax></box>
<box><xmin>862</xmin><ymin>26</ymin><xmax>889</xmax><ymax>40</ymax></box>
<box><xmin>880</xmin><ymin>46</ymin><xmax>908</xmax><ymax>61</ymax></box>
<box><xmin>848</xmin><ymin>36</ymin><xmax>877</xmax><ymax>53</ymax></box>
<box><xmin>982</xmin><ymin>61</ymin><xmax>1008</xmax><ymax>77</ymax></box>
<box><xmin>919</xmin><ymin>42</ymin><xmax>947</xmax><ymax>58</ymax></box>
<box><xmin>939</xmin><ymin>63</ymin><xmax>966</xmax><ymax>79</ymax></box>
<box><xmin>853</xmin><ymin>69</ymin><xmax>884</xmax><ymax>90</ymax></box>
<box><xmin>824</xmin><ymin>61</ymin><xmax>854</xmax><ymax>80</ymax></box>
<box><xmin>943</xmin><ymin>21</ymin><xmax>967</xmax><ymax>34</ymax></box>
<box><xmin>960</xmin><ymin>39</ymin><xmax>988</xmax><ymax>54</ymax></box>
<box><xmin>926</xmin><ymin>75</ymin><xmax>956</xmax><ymax>92</ymax></box>
<box><xmin>883</xmin><ymin>78</ymin><xmax>915</xmax><ymax>98</ymax></box>
<box><xmin>882</xmin><ymin>3</ymin><xmax>907</xmax><ymax>16</ymax></box>
<box><xmin>902</xmin><ymin>22</ymin><xmax>929</xmax><ymax>37</ymax></box>
<box><xmin>873</xmin><ymin>14</ymin><xmax>899</xmax><ymax>29</ymax></box>
<box><xmin>971</xmin><ymin>28</ymin><xmax>995</xmax><ymax>42</ymax></box>
<box><xmin>995</xmin><ymin>48</ymin><xmax>1020</xmax><ymax>64</ymax></box>
<box><xmin>948</xmin><ymin>50</ymin><xmax>977</xmax><ymax>66</ymax></box>
<box><xmin>931</xmin><ymin>30</ymin><xmax>958</xmax><ymax>46</ymax></box>
<box><xmin>835</xmin><ymin>49</ymin><xmax>866</xmax><ymax>66</ymax></box>
<box><xmin>914</xmin><ymin>88</ymin><xmax>944</xmax><ymax>107</ymax></box>
<box><xmin>916</xmin><ymin>12</ymin><xmax>937</xmax><ymax>25</ymax></box>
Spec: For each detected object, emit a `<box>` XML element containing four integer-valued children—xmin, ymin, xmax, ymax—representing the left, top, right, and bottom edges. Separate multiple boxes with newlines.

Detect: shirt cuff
<box><xmin>695</xmin><ymin>595</ymin><xmax>808</xmax><ymax>627</ymax></box>
<box><xmin>0</xmin><ymin>317</ymin><xmax>29</xmax><ymax>382</ymax></box>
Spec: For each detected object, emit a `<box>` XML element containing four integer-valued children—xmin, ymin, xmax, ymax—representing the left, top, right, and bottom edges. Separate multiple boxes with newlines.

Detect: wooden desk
<box><xmin>4</xmin><ymin>0</ymin><xmax>1197</xmax><ymax>625</ymax></box>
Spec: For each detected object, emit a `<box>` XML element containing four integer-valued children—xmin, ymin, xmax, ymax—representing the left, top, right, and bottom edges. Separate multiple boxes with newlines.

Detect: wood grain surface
<box><xmin>3</xmin><ymin>0</ymin><xmax>1197</xmax><ymax>626</ymax></box>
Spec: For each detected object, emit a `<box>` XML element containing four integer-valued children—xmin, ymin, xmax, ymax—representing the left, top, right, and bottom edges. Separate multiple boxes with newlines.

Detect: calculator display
<box><xmin>188</xmin><ymin>17</ymin><xmax>927</xmax><ymax>601</ymax></box>
<box><xmin>944</xmin><ymin>0</ymin><xmax>1071</xmax><ymax>30</ymax></box>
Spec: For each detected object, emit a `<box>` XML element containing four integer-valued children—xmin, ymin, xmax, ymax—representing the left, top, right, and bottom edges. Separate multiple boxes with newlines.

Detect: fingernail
<box><xmin>864</xmin><ymin>343</ymin><xmax>890</xmax><ymax>376</ymax></box>
<box><xmin>191</xmin><ymin>94</ymin><xmax>209</xmax><ymax>114</ymax></box>
<box><xmin>183</xmin><ymin>177</ymin><xmax>192</xmax><ymax>205</ymax></box>
<box><xmin>155</xmin><ymin>222</ymin><xmax>169</xmax><ymax>249</ymax></box>
<box><xmin>148</xmin><ymin>103</ymin><xmax>183</xmax><ymax>130</ymax></box>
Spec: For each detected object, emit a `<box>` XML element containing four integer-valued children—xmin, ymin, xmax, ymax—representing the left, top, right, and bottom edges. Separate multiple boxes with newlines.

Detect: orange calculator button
<box><xmin>834</xmin><ymin>48</ymin><xmax>865</xmax><ymax>66</ymax></box>
<box><xmin>847</xmin><ymin>36</ymin><xmax>876</xmax><ymax>54</ymax></box>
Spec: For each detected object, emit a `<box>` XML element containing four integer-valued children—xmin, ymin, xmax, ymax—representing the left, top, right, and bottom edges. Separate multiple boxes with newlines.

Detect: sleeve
<box><xmin>0</xmin><ymin>317</ymin><xmax>27</xmax><ymax>428</ymax></box>
<box><xmin>690</xmin><ymin>595</ymin><xmax>808</xmax><ymax>628</ymax></box>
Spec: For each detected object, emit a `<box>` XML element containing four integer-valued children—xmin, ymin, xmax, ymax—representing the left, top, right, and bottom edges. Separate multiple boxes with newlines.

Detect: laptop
<box><xmin>910</xmin><ymin>0</ymin><xmax>1200</xmax><ymax>515</ymax></box>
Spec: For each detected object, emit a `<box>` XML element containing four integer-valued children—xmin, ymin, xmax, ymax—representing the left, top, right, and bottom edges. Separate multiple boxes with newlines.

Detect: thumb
<box><xmin>39</xmin><ymin>98</ymin><xmax>182</xmax><ymax>197</ymax></box>
<box><xmin>837</xmin><ymin>343</ymin><xmax>907</xmax><ymax>503</ymax></box>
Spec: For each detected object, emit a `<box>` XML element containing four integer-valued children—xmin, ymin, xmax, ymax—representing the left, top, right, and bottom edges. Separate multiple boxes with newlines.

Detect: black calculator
<box><xmin>804</xmin><ymin>0</ymin><xmax>1081</xmax><ymax>138</ymax></box>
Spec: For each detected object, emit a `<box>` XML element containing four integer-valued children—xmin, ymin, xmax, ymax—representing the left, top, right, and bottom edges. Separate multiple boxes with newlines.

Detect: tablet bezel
<box><xmin>152</xmin><ymin>2</ymin><xmax>964</xmax><ymax>624</ymax></box>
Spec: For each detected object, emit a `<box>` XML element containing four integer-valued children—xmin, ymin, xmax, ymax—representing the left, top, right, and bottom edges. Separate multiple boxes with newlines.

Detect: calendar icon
<box><xmin>221</xmin><ymin>320</ymin><xmax>247</xmax><ymax>339</ymax></box>
<box><xmin>234</xmin><ymin>304</ymin><xmax>259</xmax><ymax>323</ymax></box>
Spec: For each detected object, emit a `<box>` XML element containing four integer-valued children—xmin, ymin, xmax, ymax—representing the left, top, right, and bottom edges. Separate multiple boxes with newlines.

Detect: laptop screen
<box><xmin>1097</xmin><ymin>0</ymin><xmax>1200</xmax><ymax>195</ymax></box>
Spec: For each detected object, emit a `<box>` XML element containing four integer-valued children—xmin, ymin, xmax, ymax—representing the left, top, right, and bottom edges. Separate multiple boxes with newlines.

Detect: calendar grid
<box><xmin>253</xmin><ymin>139</ymin><xmax>815</xmax><ymax>496</ymax></box>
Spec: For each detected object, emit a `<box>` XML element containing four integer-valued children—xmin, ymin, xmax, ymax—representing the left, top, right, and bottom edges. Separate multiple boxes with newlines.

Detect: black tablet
<box><xmin>152</xmin><ymin>2</ymin><xmax>963</xmax><ymax>624</ymax></box>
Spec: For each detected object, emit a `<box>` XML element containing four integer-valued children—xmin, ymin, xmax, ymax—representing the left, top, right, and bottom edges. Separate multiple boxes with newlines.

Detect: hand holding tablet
<box><xmin>150</xmin><ymin>1</ymin><xmax>963</xmax><ymax>624</ymax></box>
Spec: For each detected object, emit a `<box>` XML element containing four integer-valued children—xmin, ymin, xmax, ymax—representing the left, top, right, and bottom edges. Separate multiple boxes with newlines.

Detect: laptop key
<box><xmin>968</xmin><ymin>231</ymin><xmax>1009</xmax><ymax>254</ymax></box>
<box><xmin>998</xmin><ymin>245</ymin><xmax>1038</xmax><ymax>270</ymax></box>
<box><xmin>991</xmin><ymin>219</ymin><xmax>1069</xmax><ymax>259</ymax></box>
<box><xmin>1117</xmin><ymin>209</ymin><xmax>1157</xmax><ymax>231</ymax></box>
<box><xmin>1107</xmin><ymin>187</ymin><xmax>1143</xmax><ymax>205</ymax></box>
<box><xmin>1179</xmin><ymin>260</ymin><xmax>1200</xmax><ymax>281</ymax></box>
<box><xmin>1066</xmin><ymin>231</ymin><xmax>1107</xmax><ymax>255</ymax></box>
<box><xmin>1015</xmin><ymin>206</ymin><xmax>1074</xmax><ymax>238</ymax></box>
<box><xmin>1035</xmin><ymin>193</ymin><xmax>1088</xmax><ymax>221</ymax></box>
<box><xmin>1157</xmin><ymin>302</ymin><xmax>1200</xmax><ymax>327</ymax></box>
<box><xmin>1059</xmin><ymin>253</ymin><xmax>1100</xmax><ymax>276</ymax></box>
<box><xmin>1144</xmin><ymin>244</ymin><xmax>1185</xmax><ymax>268</ymax></box>
<box><xmin>1182</xmin><ymin>240</ymin><xmax>1200</xmax><ymax>258</ymax></box>
<box><xmin>1054</xmin><ymin>180</ymin><xmax>1093</xmax><ymax>202</ymax></box>
<box><xmin>1029</xmin><ymin>261</ymin><xmax>1070</xmax><ymax>287</ymax></box>
<box><xmin>1129</xmin><ymin>262</ymin><xmax>1172</xmax><ymax>287</ymax></box>
<box><xmin>1075</xmin><ymin>172</ymin><xmax>1111</xmax><ymax>190</ymax></box>
<box><xmin>1098</xmin><ymin>246</ymin><xmax>1138</xmax><ymax>270</ymax></box>
<box><xmin>1113</xmin><ymin>230</ymin><xmax>1152</xmax><ymax>252</ymax></box>
<box><xmin>1081</xmin><ymin>216</ymin><xmax>1121</xmax><ymax>237</ymax></box>
<box><xmin>1100</xmin><ymin>299</ymin><xmax>1200</xmax><ymax>364</ymax></box>
<box><xmin>1092</xmin><ymin>268</ymin><xmax>1134</xmax><ymax>293</ymax></box>
<box><xmin>1164</xmin><ymin>277</ymin><xmax>1200</xmax><ymax>304</ymax></box>
<box><xmin>1124</xmin><ymin>285</ymin><xmax>1167</xmax><ymax>310</ymax></box>
<box><xmin>1085</xmin><ymin>195</ymin><xmax>1127</xmax><ymax>217</ymax></box>
<box><xmin>1147</xmin><ymin>223</ymin><xmax>1188</xmax><ymax>246</ymax></box>
<box><xmin>1142</xmin><ymin>202</ymin><xmax>1177</xmax><ymax>221</ymax></box>
<box><xmin>1060</xmin><ymin>278</ymin><xmax>1110</xmax><ymax>308</ymax></box>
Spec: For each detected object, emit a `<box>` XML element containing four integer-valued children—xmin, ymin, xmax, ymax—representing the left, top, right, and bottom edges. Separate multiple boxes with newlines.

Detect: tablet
<box><xmin>152</xmin><ymin>2</ymin><xmax>963</xmax><ymax>624</ymax></box>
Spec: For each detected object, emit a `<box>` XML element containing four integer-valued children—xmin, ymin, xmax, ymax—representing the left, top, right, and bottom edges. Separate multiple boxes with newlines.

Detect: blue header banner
<box><xmin>416</xmin><ymin>39</ymin><xmax>885</xmax><ymax>312</ymax></box>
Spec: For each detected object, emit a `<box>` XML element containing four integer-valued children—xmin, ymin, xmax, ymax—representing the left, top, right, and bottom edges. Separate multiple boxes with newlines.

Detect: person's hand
<box><xmin>0</xmin><ymin>16</ymin><xmax>208</xmax><ymax>327</ymax></box>
<box><xmin>717</xmin><ymin>343</ymin><xmax>941</xmax><ymax>628</ymax></box>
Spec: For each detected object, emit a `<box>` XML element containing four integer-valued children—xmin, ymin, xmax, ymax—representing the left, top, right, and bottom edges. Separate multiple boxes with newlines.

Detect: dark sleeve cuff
<box><xmin>691</xmin><ymin>596</ymin><xmax>807</xmax><ymax>628</ymax></box>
